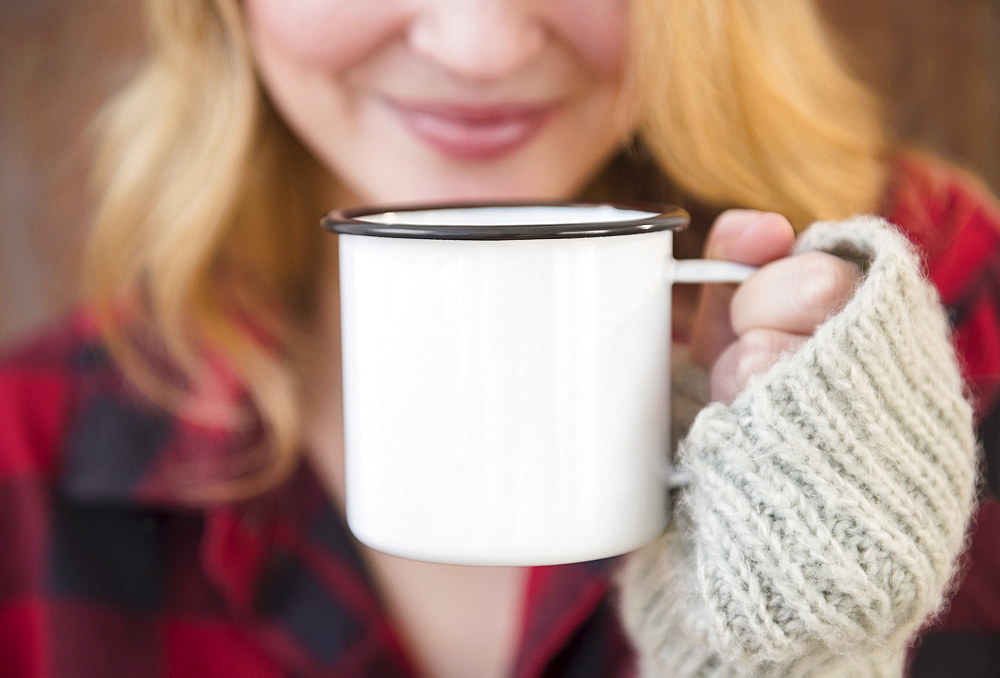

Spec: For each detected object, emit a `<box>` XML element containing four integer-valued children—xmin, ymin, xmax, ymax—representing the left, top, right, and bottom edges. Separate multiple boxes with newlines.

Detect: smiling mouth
<box><xmin>386</xmin><ymin>100</ymin><xmax>557</xmax><ymax>162</ymax></box>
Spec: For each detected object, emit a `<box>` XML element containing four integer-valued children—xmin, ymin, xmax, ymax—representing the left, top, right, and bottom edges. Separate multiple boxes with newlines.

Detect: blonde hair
<box><xmin>631</xmin><ymin>1</ymin><xmax>887</xmax><ymax>227</ymax></box>
<box><xmin>84</xmin><ymin>0</ymin><xmax>888</xmax><ymax>500</ymax></box>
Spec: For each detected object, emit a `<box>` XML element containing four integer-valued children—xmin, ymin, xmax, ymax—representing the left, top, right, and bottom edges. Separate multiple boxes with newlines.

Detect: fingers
<box><xmin>709</xmin><ymin>328</ymin><xmax>809</xmax><ymax>404</ymax></box>
<box><xmin>690</xmin><ymin>210</ymin><xmax>796</xmax><ymax>370</ymax></box>
<box><xmin>688</xmin><ymin>210</ymin><xmax>863</xmax><ymax>403</ymax></box>
<box><xmin>731</xmin><ymin>251</ymin><xmax>862</xmax><ymax>336</ymax></box>
<box><xmin>704</xmin><ymin>210</ymin><xmax>797</xmax><ymax>264</ymax></box>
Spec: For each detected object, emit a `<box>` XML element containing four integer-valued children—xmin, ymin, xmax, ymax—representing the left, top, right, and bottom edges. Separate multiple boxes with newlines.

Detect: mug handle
<box><xmin>671</xmin><ymin>258</ymin><xmax>757</xmax><ymax>285</ymax></box>
<box><xmin>659</xmin><ymin>258</ymin><xmax>757</xmax><ymax>489</ymax></box>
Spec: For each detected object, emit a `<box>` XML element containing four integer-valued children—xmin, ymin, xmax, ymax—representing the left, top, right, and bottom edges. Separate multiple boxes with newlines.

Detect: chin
<box><xmin>358</xmin><ymin>173</ymin><xmax>589</xmax><ymax>206</ymax></box>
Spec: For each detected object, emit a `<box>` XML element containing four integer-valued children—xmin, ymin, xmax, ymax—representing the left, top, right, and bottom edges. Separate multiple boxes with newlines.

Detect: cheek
<box><xmin>244</xmin><ymin>0</ymin><xmax>405</xmax><ymax>72</ymax></box>
<box><xmin>550</xmin><ymin>0</ymin><xmax>630</xmax><ymax>77</ymax></box>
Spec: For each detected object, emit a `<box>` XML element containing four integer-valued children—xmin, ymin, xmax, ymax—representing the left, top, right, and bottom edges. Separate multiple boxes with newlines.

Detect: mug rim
<box><xmin>322</xmin><ymin>200</ymin><xmax>689</xmax><ymax>241</ymax></box>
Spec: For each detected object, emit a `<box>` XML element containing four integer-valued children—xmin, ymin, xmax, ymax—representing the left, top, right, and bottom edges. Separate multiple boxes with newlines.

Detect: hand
<box><xmin>690</xmin><ymin>210</ymin><xmax>861</xmax><ymax>404</ymax></box>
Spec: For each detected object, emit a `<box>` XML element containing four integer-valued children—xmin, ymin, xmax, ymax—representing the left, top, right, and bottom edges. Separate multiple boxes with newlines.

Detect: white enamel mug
<box><xmin>323</xmin><ymin>203</ymin><xmax>753</xmax><ymax>566</ymax></box>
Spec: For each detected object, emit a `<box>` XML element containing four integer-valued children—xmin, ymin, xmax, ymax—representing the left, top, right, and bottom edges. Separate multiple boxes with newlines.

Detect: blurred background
<box><xmin>2</xmin><ymin>0</ymin><xmax>999</xmax><ymax>344</ymax></box>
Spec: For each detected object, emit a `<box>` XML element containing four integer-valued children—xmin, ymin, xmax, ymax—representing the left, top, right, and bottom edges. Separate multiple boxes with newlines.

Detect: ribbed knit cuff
<box><xmin>619</xmin><ymin>216</ymin><xmax>978</xmax><ymax>677</ymax></box>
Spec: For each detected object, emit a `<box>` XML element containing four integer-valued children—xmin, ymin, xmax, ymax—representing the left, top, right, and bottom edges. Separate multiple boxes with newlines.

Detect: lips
<box><xmin>386</xmin><ymin>100</ymin><xmax>556</xmax><ymax>161</ymax></box>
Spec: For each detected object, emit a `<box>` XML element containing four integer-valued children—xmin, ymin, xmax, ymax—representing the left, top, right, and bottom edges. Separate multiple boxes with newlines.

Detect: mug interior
<box><xmin>357</xmin><ymin>205</ymin><xmax>659</xmax><ymax>227</ymax></box>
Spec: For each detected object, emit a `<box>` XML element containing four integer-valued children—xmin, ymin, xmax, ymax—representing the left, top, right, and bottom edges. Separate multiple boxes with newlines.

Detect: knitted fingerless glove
<box><xmin>618</xmin><ymin>216</ymin><xmax>979</xmax><ymax>677</ymax></box>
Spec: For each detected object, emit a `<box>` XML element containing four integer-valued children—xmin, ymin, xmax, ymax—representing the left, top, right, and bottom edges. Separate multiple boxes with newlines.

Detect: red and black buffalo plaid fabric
<box><xmin>1</xmin><ymin>154</ymin><xmax>998</xmax><ymax>677</ymax></box>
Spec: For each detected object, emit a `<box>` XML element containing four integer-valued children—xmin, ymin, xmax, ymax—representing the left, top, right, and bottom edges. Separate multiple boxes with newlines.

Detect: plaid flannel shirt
<box><xmin>1</xmin><ymin>155</ymin><xmax>998</xmax><ymax>677</ymax></box>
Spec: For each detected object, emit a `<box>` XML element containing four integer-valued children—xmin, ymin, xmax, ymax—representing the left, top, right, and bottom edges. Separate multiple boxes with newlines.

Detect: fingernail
<box><xmin>737</xmin><ymin>212</ymin><xmax>775</xmax><ymax>242</ymax></box>
<box><xmin>709</xmin><ymin>210</ymin><xmax>759</xmax><ymax>257</ymax></box>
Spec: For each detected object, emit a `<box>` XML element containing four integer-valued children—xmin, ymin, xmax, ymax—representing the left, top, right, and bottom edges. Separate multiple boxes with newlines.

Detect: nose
<box><xmin>408</xmin><ymin>0</ymin><xmax>546</xmax><ymax>82</ymax></box>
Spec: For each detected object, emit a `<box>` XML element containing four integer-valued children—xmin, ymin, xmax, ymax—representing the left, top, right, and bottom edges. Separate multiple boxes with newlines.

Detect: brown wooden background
<box><xmin>2</xmin><ymin>0</ymin><xmax>998</xmax><ymax>344</ymax></box>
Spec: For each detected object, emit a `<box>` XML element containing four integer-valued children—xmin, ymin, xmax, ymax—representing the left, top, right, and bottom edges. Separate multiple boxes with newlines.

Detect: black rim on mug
<box><xmin>322</xmin><ymin>201</ymin><xmax>690</xmax><ymax>241</ymax></box>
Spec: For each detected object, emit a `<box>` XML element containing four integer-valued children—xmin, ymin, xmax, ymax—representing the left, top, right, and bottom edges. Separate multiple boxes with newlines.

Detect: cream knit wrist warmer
<box><xmin>618</xmin><ymin>216</ymin><xmax>979</xmax><ymax>677</ymax></box>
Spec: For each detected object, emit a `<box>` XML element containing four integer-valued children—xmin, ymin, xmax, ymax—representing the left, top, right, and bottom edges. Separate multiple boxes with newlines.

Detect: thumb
<box><xmin>689</xmin><ymin>210</ymin><xmax>796</xmax><ymax>370</ymax></box>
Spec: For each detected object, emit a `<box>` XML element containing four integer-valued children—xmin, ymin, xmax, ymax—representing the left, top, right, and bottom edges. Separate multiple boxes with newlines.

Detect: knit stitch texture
<box><xmin>619</xmin><ymin>216</ymin><xmax>978</xmax><ymax>677</ymax></box>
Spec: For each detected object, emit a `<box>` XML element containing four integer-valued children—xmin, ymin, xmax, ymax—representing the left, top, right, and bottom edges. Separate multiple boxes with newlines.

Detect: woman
<box><xmin>1</xmin><ymin>1</ymin><xmax>997</xmax><ymax>676</ymax></box>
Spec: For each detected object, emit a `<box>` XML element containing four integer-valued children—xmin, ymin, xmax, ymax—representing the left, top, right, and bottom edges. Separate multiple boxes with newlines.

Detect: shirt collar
<box><xmin>197</xmin><ymin>462</ymin><xmax>622</xmax><ymax>676</ymax></box>
<box><xmin>57</xmin><ymin>330</ymin><xmax>264</xmax><ymax>508</ymax></box>
<box><xmin>56</xmin><ymin>329</ymin><xmax>624</xmax><ymax>675</ymax></box>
